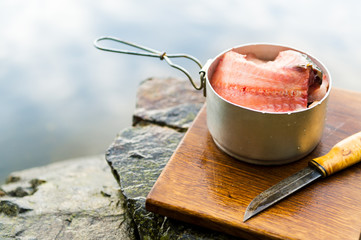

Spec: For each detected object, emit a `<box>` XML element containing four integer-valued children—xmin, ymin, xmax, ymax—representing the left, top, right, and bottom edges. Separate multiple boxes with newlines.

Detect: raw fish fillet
<box><xmin>211</xmin><ymin>50</ymin><xmax>326</xmax><ymax>112</ymax></box>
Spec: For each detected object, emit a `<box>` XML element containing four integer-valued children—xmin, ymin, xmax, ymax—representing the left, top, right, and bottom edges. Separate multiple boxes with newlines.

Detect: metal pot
<box><xmin>203</xmin><ymin>44</ymin><xmax>331</xmax><ymax>165</ymax></box>
<box><xmin>94</xmin><ymin>38</ymin><xmax>332</xmax><ymax>165</ymax></box>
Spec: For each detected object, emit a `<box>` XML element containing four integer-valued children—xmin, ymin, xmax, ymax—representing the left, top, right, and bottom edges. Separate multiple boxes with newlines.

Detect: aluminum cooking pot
<box><xmin>94</xmin><ymin>37</ymin><xmax>332</xmax><ymax>165</ymax></box>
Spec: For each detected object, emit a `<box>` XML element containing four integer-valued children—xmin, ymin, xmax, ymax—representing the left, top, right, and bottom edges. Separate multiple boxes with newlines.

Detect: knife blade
<box><xmin>243</xmin><ymin>131</ymin><xmax>361</xmax><ymax>222</ymax></box>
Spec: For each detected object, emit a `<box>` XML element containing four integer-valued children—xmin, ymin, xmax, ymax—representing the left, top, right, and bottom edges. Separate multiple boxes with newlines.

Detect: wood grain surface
<box><xmin>146</xmin><ymin>88</ymin><xmax>361</xmax><ymax>240</ymax></box>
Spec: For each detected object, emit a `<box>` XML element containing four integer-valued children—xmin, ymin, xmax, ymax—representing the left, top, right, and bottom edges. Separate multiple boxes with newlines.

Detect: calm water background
<box><xmin>1</xmin><ymin>0</ymin><xmax>361</xmax><ymax>182</ymax></box>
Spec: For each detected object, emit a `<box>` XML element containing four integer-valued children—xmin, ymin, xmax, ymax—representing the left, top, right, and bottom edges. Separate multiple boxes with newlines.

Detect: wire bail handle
<box><xmin>94</xmin><ymin>36</ymin><xmax>206</xmax><ymax>95</ymax></box>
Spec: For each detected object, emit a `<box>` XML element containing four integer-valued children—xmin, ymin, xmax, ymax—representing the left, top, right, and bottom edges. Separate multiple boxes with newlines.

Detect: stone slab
<box><xmin>0</xmin><ymin>155</ymin><xmax>134</xmax><ymax>240</ymax></box>
<box><xmin>133</xmin><ymin>77</ymin><xmax>205</xmax><ymax>131</ymax></box>
<box><xmin>106</xmin><ymin>125</ymin><xmax>237</xmax><ymax>239</ymax></box>
<box><xmin>106</xmin><ymin>78</ymin><xmax>237</xmax><ymax>239</ymax></box>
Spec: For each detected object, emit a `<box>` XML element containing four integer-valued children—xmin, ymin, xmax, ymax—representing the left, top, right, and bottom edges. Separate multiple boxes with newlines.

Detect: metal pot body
<box><xmin>204</xmin><ymin>43</ymin><xmax>332</xmax><ymax>165</ymax></box>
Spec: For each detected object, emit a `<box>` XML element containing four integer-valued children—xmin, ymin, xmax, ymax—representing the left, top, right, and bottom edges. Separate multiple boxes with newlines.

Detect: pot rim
<box><xmin>202</xmin><ymin>42</ymin><xmax>332</xmax><ymax>115</ymax></box>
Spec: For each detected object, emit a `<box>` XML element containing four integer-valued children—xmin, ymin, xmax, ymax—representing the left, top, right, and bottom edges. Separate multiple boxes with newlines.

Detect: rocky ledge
<box><xmin>0</xmin><ymin>155</ymin><xmax>134</xmax><ymax>240</ymax></box>
<box><xmin>1</xmin><ymin>77</ymin><xmax>237</xmax><ymax>240</ymax></box>
<box><xmin>106</xmin><ymin>77</ymin><xmax>237</xmax><ymax>239</ymax></box>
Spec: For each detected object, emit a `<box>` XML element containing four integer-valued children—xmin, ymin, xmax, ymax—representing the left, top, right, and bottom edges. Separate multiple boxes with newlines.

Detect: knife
<box><xmin>243</xmin><ymin>131</ymin><xmax>361</xmax><ymax>222</ymax></box>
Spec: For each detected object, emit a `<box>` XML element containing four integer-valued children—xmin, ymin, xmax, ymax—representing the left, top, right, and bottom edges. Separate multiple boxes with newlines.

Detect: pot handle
<box><xmin>94</xmin><ymin>36</ymin><xmax>206</xmax><ymax>94</ymax></box>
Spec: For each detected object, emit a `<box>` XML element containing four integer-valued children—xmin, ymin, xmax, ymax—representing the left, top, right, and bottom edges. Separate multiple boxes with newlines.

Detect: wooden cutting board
<box><xmin>146</xmin><ymin>88</ymin><xmax>361</xmax><ymax>240</ymax></box>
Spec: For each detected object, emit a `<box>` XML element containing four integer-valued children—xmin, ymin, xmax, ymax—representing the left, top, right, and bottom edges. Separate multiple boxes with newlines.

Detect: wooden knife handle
<box><xmin>309</xmin><ymin>131</ymin><xmax>361</xmax><ymax>177</ymax></box>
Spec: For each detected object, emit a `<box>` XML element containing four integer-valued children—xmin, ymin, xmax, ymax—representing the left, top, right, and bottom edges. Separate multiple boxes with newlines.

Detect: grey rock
<box><xmin>7</xmin><ymin>187</ymin><xmax>31</xmax><ymax>198</ymax></box>
<box><xmin>127</xmin><ymin>198</ymin><xmax>238</xmax><ymax>240</ymax></box>
<box><xmin>0</xmin><ymin>200</ymin><xmax>31</xmax><ymax>217</ymax></box>
<box><xmin>133</xmin><ymin>77</ymin><xmax>205</xmax><ymax>131</ymax></box>
<box><xmin>107</xmin><ymin>126</ymin><xmax>237</xmax><ymax>239</ymax></box>
<box><xmin>106</xmin><ymin>78</ymin><xmax>237</xmax><ymax>239</ymax></box>
<box><xmin>0</xmin><ymin>155</ymin><xmax>135</xmax><ymax>240</ymax></box>
<box><xmin>5</xmin><ymin>176</ymin><xmax>21</xmax><ymax>184</ymax></box>
<box><xmin>107</xmin><ymin>125</ymin><xmax>184</xmax><ymax>200</ymax></box>
<box><xmin>1</xmin><ymin>178</ymin><xmax>46</xmax><ymax>198</ymax></box>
